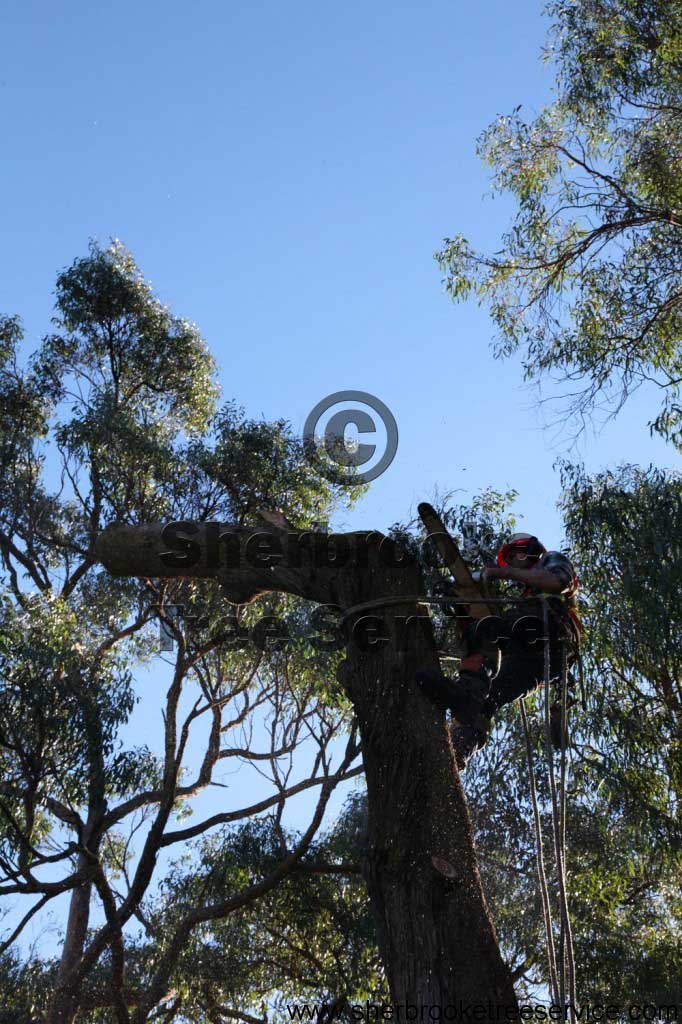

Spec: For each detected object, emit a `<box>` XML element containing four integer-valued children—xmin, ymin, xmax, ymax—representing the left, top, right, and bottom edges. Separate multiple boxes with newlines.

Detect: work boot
<box><xmin>449</xmin><ymin>720</ymin><xmax>491</xmax><ymax>771</ymax></box>
<box><xmin>415</xmin><ymin>667</ymin><xmax>459</xmax><ymax>714</ymax></box>
<box><xmin>416</xmin><ymin>666</ymin><xmax>492</xmax><ymax>733</ymax></box>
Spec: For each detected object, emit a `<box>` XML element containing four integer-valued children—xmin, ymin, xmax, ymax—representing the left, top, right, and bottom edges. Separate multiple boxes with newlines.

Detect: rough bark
<box><xmin>96</xmin><ymin>521</ymin><xmax>518</xmax><ymax>1010</ymax></box>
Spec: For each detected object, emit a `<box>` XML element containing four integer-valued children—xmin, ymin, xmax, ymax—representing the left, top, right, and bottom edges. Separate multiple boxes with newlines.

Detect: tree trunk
<box><xmin>333</xmin><ymin>549</ymin><xmax>517</xmax><ymax>1008</ymax></box>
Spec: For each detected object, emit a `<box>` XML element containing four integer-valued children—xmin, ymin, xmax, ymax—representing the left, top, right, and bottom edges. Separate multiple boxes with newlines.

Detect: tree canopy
<box><xmin>437</xmin><ymin>0</ymin><xmax>682</xmax><ymax>447</ymax></box>
<box><xmin>0</xmin><ymin>242</ymin><xmax>367</xmax><ymax>1021</ymax></box>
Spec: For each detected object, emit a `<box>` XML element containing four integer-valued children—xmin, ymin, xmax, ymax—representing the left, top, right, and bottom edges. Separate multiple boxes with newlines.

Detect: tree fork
<box><xmin>96</xmin><ymin>521</ymin><xmax>518</xmax><ymax>1008</ymax></box>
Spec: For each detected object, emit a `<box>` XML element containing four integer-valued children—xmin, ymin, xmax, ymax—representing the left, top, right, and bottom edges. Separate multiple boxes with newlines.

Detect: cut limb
<box><xmin>418</xmin><ymin>503</ymin><xmax>494</xmax><ymax>620</ymax></box>
<box><xmin>257</xmin><ymin>509</ymin><xmax>294</xmax><ymax>529</ymax></box>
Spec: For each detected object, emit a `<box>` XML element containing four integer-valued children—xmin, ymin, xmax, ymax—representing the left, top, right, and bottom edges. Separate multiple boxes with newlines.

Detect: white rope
<box><xmin>519</xmin><ymin>698</ymin><xmax>560</xmax><ymax>1004</ymax></box>
<box><xmin>560</xmin><ymin>640</ymin><xmax>578</xmax><ymax>1012</ymax></box>
<box><xmin>542</xmin><ymin>599</ymin><xmax>577</xmax><ymax>1022</ymax></box>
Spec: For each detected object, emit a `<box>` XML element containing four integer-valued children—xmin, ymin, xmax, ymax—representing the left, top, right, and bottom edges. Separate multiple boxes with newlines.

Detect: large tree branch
<box><xmin>95</xmin><ymin>521</ymin><xmax>399</xmax><ymax>608</ymax></box>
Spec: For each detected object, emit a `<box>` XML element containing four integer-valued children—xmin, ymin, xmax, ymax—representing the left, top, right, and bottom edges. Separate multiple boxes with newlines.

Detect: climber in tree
<box><xmin>417</xmin><ymin>533</ymin><xmax>580</xmax><ymax>769</ymax></box>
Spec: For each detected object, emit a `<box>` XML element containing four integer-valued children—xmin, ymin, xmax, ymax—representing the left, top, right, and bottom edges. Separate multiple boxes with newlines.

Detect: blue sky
<box><xmin>0</xmin><ymin>0</ymin><xmax>676</xmax><ymax>957</ymax></box>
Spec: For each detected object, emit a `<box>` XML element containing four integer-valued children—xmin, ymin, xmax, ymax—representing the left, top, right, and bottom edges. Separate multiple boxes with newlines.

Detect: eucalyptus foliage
<box><xmin>437</xmin><ymin>0</ymin><xmax>682</xmax><ymax>446</ymax></box>
<box><xmin>0</xmin><ymin>241</ymin><xmax>365</xmax><ymax>1022</ymax></box>
<box><xmin>464</xmin><ymin>464</ymin><xmax>682</xmax><ymax>1003</ymax></box>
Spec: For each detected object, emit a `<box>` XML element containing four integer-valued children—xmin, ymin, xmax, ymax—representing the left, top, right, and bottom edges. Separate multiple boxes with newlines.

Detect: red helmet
<box><xmin>497</xmin><ymin>533</ymin><xmax>547</xmax><ymax>567</ymax></box>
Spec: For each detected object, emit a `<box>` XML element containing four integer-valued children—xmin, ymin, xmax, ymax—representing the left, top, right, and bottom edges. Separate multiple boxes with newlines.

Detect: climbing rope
<box><xmin>518</xmin><ymin>602</ymin><xmax>580</xmax><ymax>1016</ymax></box>
<box><xmin>558</xmin><ymin>643</ymin><xmax>569</xmax><ymax>1004</ymax></box>
<box><xmin>559</xmin><ymin>637</ymin><xmax>578</xmax><ymax>1015</ymax></box>
<box><xmin>519</xmin><ymin>698</ymin><xmax>560</xmax><ymax>1004</ymax></box>
<box><xmin>541</xmin><ymin>599</ymin><xmax>577</xmax><ymax>1021</ymax></box>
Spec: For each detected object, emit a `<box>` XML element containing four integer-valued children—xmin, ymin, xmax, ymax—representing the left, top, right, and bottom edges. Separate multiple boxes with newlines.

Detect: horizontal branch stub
<box><xmin>95</xmin><ymin>522</ymin><xmax>398</xmax><ymax>578</ymax></box>
<box><xmin>97</xmin><ymin>522</ymin><xmax>223</xmax><ymax>579</ymax></box>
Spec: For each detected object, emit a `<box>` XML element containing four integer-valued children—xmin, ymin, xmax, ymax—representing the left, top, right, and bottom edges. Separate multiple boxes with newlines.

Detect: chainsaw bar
<box><xmin>418</xmin><ymin>502</ymin><xmax>494</xmax><ymax>620</ymax></box>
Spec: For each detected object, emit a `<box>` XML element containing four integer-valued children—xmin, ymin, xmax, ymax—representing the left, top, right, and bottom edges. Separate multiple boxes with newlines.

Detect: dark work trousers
<box><xmin>483</xmin><ymin>639</ymin><xmax>563</xmax><ymax>714</ymax></box>
<box><xmin>479</xmin><ymin>609</ymin><xmax>574</xmax><ymax>715</ymax></box>
<box><xmin>446</xmin><ymin>608</ymin><xmax>577</xmax><ymax>768</ymax></box>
